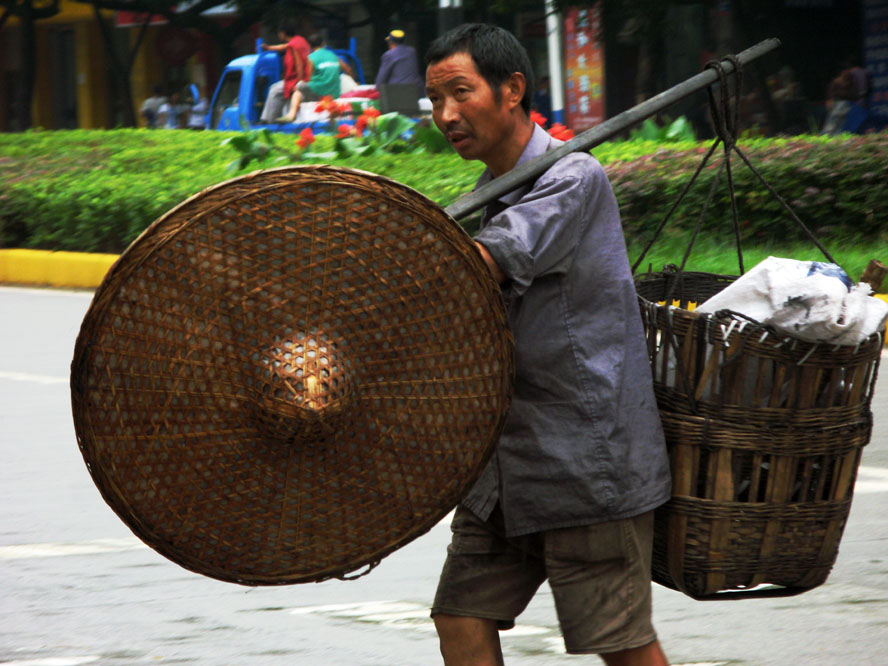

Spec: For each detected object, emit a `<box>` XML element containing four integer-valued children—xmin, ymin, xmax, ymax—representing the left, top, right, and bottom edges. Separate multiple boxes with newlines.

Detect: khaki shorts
<box><xmin>431</xmin><ymin>505</ymin><xmax>657</xmax><ymax>655</ymax></box>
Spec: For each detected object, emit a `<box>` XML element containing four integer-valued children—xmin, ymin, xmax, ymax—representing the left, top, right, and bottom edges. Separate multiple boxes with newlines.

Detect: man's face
<box><xmin>425</xmin><ymin>52</ymin><xmax>516</xmax><ymax>166</ymax></box>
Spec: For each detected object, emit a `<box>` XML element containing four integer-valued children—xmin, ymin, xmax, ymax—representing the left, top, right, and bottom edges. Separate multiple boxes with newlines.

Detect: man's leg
<box><xmin>547</xmin><ymin>511</ymin><xmax>666</xmax><ymax>661</ymax></box>
<box><xmin>433</xmin><ymin>614</ymin><xmax>504</xmax><ymax>666</ymax></box>
<box><xmin>260</xmin><ymin>81</ymin><xmax>285</xmax><ymax>124</ymax></box>
<box><xmin>600</xmin><ymin>639</ymin><xmax>669</xmax><ymax>666</ymax></box>
<box><xmin>431</xmin><ymin>506</ymin><xmax>545</xmax><ymax>665</ymax></box>
<box><xmin>278</xmin><ymin>89</ymin><xmax>303</xmax><ymax>122</ymax></box>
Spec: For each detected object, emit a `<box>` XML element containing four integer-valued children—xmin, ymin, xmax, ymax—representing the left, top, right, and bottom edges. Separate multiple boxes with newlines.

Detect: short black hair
<box><xmin>308</xmin><ymin>33</ymin><xmax>324</xmax><ymax>49</ymax></box>
<box><xmin>280</xmin><ymin>21</ymin><xmax>298</xmax><ymax>38</ymax></box>
<box><xmin>425</xmin><ymin>23</ymin><xmax>534</xmax><ymax>114</ymax></box>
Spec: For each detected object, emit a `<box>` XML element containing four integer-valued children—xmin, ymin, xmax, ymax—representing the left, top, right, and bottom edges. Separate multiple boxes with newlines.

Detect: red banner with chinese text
<box><xmin>564</xmin><ymin>4</ymin><xmax>605</xmax><ymax>132</ymax></box>
<box><xmin>115</xmin><ymin>11</ymin><xmax>168</xmax><ymax>28</ymax></box>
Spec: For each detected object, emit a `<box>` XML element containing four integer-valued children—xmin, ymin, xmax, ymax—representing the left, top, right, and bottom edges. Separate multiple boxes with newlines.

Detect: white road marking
<box><xmin>0</xmin><ymin>370</ymin><xmax>67</xmax><ymax>385</ymax></box>
<box><xmin>0</xmin><ymin>537</ymin><xmax>145</xmax><ymax>560</ymax></box>
<box><xmin>289</xmin><ymin>600</ymin><xmax>554</xmax><ymax>639</ymax></box>
<box><xmin>287</xmin><ymin>602</ymin><xmax>733</xmax><ymax>662</ymax></box>
<box><xmin>0</xmin><ymin>658</ymin><xmax>100</xmax><ymax>666</ymax></box>
<box><xmin>0</xmin><ymin>285</ymin><xmax>95</xmax><ymax>297</ymax></box>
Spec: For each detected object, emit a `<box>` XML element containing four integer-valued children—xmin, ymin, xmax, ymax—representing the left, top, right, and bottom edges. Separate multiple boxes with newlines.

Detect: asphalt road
<box><xmin>1</xmin><ymin>285</ymin><xmax>886</xmax><ymax>666</ymax></box>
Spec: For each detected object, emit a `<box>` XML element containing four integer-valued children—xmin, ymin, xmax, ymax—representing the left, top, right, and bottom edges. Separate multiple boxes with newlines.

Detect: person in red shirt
<box><xmin>259</xmin><ymin>21</ymin><xmax>312</xmax><ymax>124</ymax></box>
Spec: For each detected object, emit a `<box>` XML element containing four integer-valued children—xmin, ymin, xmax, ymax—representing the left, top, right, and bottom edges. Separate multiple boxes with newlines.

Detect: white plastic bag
<box><xmin>696</xmin><ymin>256</ymin><xmax>888</xmax><ymax>346</ymax></box>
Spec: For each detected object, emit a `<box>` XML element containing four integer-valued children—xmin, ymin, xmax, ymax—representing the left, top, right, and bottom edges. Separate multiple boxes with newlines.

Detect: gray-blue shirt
<box><xmin>465</xmin><ymin>124</ymin><xmax>671</xmax><ymax>537</ymax></box>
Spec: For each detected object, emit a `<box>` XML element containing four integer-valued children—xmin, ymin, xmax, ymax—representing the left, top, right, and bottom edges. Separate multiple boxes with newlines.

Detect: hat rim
<box><xmin>71</xmin><ymin>164</ymin><xmax>514</xmax><ymax>586</ymax></box>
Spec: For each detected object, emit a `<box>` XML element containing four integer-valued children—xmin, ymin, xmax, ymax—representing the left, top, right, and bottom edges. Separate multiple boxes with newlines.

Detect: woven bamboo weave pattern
<box><xmin>71</xmin><ymin>165</ymin><xmax>513</xmax><ymax>586</ymax></box>
<box><xmin>636</xmin><ymin>270</ymin><xmax>881</xmax><ymax>598</ymax></box>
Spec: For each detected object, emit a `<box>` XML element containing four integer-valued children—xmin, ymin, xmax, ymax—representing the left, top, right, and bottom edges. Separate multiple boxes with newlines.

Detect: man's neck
<box><xmin>487</xmin><ymin>117</ymin><xmax>535</xmax><ymax>178</ymax></box>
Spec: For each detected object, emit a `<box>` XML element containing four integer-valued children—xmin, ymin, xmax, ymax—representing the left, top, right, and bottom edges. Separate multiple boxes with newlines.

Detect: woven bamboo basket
<box><xmin>636</xmin><ymin>269</ymin><xmax>882</xmax><ymax>598</ymax></box>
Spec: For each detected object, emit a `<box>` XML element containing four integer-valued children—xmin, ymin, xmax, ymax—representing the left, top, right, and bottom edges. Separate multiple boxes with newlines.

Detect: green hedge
<box><xmin>1</xmin><ymin>129</ymin><xmax>886</xmax><ymax>258</ymax></box>
<box><xmin>608</xmin><ymin>134</ymin><xmax>888</xmax><ymax>245</ymax></box>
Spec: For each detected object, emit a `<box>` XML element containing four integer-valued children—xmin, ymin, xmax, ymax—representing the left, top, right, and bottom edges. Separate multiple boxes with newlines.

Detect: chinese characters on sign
<box><xmin>863</xmin><ymin>0</ymin><xmax>888</xmax><ymax>122</ymax></box>
<box><xmin>564</xmin><ymin>3</ymin><xmax>605</xmax><ymax>132</ymax></box>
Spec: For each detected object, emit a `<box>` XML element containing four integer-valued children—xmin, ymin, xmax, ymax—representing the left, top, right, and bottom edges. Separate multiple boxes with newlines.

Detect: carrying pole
<box><xmin>444</xmin><ymin>37</ymin><xmax>781</xmax><ymax>221</ymax></box>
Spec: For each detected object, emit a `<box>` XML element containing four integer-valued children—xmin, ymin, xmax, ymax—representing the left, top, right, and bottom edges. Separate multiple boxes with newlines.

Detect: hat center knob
<box><xmin>252</xmin><ymin>331</ymin><xmax>354</xmax><ymax>443</ymax></box>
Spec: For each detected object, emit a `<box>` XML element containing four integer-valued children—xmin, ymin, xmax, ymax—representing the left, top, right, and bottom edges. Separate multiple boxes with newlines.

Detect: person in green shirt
<box><xmin>277</xmin><ymin>33</ymin><xmax>343</xmax><ymax>122</ymax></box>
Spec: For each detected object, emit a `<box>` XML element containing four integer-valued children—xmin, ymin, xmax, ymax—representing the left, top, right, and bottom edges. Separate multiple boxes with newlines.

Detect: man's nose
<box><xmin>438</xmin><ymin>97</ymin><xmax>460</xmax><ymax>125</ymax></box>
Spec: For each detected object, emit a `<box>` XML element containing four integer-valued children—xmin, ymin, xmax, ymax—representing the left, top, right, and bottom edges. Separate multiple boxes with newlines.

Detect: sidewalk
<box><xmin>2</xmin><ymin>248</ymin><xmax>887</xmax><ymax>343</ymax></box>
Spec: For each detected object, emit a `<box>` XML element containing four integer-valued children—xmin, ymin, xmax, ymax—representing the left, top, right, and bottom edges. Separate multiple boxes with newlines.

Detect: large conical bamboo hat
<box><xmin>71</xmin><ymin>165</ymin><xmax>513</xmax><ymax>585</ymax></box>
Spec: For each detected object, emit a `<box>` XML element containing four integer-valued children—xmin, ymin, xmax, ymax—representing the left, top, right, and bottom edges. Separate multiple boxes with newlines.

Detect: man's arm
<box><xmin>338</xmin><ymin>57</ymin><xmax>354</xmax><ymax>79</ymax></box>
<box><xmin>262</xmin><ymin>43</ymin><xmax>287</xmax><ymax>53</ymax></box>
<box><xmin>475</xmin><ymin>241</ymin><xmax>506</xmax><ymax>284</ymax></box>
<box><xmin>375</xmin><ymin>52</ymin><xmax>393</xmax><ymax>86</ymax></box>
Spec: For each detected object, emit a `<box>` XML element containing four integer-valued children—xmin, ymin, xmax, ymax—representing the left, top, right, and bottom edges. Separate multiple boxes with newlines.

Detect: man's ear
<box><xmin>503</xmin><ymin>72</ymin><xmax>526</xmax><ymax>111</ymax></box>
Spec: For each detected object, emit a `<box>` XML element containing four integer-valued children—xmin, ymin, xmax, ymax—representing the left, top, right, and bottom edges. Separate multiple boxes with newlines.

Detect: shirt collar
<box><xmin>475</xmin><ymin>124</ymin><xmax>562</xmax><ymax>206</ymax></box>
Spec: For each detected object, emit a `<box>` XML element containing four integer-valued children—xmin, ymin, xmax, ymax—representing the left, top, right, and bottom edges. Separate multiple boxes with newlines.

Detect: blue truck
<box><xmin>206</xmin><ymin>38</ymin><xmax>369</xmax><ymax>133</ymax></box>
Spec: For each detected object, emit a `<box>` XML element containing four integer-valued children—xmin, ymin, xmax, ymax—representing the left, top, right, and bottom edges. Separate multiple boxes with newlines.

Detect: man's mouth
<box><xmin>447</xmin><ymin>130</ymin><xmax>471</xmax><ymax>149</ymax></box>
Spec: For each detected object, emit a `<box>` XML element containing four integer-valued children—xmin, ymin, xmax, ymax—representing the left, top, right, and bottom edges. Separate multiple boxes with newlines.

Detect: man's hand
<box><xmin>475</xmin><ymin>241</ymin><xmax>506</xmax><ymax>284</ymax></box>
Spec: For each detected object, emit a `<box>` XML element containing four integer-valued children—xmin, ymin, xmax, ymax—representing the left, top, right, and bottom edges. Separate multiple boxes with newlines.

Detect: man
<box><xmin>259</xmin><ymin>22</ymin><xmax>311</xmax><ymax>124</ymax></box>
<box><xmin>375</xmin><ymin>29</ymin><xmax>423</xmax><ymax>97</ymax></box>
<box><xmin>186</xmin><ymin>84</ymin><xmax>208</xmax><ymax>130</ymax></box>
<box><xmin>424</xmin><ymin>24</ymin><xmax>671</xmax><ymax>666</ymax></box>
<box><xmin>277</xmin><ymin>33</ymin><xmax>342</xmax><ymax>123</ymax></box>
<box><xmin>139</xmin><ymin>85</ymin><xmax>166</xmax><ymax>128</ymax></box>
<box><xmin>156</xmin><ymin>90</ymin><xmax>186</xmax><ymax>129</ymax></box>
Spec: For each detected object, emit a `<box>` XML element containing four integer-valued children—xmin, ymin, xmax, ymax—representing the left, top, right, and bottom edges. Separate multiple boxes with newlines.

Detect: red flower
<box><xmin>356</xmin><ymin>115</ymin><xmax>369</xmax><ymax>133</ymax></box>
<box><xmin>547</xmin><ymin>123</ymin><xmax>575</xmax><ymax>141</ymax></box>
<box><xmin>530</xmin><ymin>110</ymin><xmax>547</xmax><ymax>126</ymax></box>
<box><xmin>315</xmin><ymin>96</ymin><xmax>336</xmax><ymax>112</ymax></box>
<box><xmin>296</xmin><ymin>127</ymin><xmax>315</xmax><ymax>149</ymax></box>
<box><xmin>336</xmin><ymin>124</ymin><xmax>351</xmax><ymax>139</ymax></box>
<box><xmin>362</xmin><ymin>107</ymin><xmax>381</xmax><ymax>119</ymax></box>
<box><xmin>335</xmin><ymin>102</ymin><xmax>352</xmax><ymax>115</ymax></box>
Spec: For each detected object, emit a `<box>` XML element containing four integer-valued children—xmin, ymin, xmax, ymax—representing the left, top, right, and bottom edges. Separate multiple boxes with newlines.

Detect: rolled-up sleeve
<box><xmin>474</xmin><ymin>167</ymin><xmax>590</xmax><ymax>298</ymax></box>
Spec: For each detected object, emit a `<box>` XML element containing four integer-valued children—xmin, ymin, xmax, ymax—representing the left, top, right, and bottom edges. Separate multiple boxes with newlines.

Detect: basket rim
<box><xmin>635</xmin><ymin>269</ymin><xmax>885</xmax><ymax>351</ymax></box>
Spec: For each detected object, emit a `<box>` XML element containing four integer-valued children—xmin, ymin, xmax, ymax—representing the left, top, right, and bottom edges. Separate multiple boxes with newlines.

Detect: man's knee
<box><xmin>433</xmin><ymin>614</ymin><xmax>504</xmax><ymax>666</ymax></box>
<box><xmin>600</xmin><ymin>639</ymin><xmax>669</xmax><ymax>666</ymax></box>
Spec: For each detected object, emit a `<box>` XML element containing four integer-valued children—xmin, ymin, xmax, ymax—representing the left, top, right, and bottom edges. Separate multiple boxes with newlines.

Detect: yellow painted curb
<box><xmin>0</xmin><ymin>249</ymin><xmax>118</xmax><ymax>289</ymax></box>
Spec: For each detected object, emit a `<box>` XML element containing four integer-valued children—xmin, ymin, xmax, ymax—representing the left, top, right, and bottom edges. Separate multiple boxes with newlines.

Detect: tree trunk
<box><xmin>15</xmin><ymin>2</ymin><xmax>36</xmax><ymax>130</ymax></box>
<box><xmin>92</xmin><ymin>5</ymin><xmax>137</xmax><ymax>126</ymax></box>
